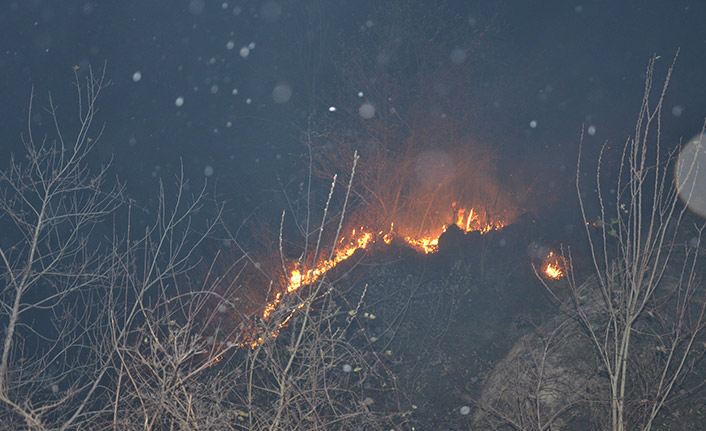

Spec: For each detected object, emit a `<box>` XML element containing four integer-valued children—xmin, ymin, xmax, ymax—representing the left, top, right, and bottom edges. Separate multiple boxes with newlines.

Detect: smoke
<box><xmin>414</xmin><ymin>150</ymin><xmax>455</xmax><ymax>189</ymax></box>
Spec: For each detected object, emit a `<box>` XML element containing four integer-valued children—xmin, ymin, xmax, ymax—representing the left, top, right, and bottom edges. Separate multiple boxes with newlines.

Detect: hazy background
<box><xmin>2</xmin><ymin>0</ymin><xmax>705</xmax><ymax>230</ymax></box>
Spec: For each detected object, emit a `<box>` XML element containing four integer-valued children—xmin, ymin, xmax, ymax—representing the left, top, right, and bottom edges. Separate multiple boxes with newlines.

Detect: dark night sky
<box><xmin>2</xmin><ymin>0</ymin><xmax>705</xmax><ymax>229</ymax></box>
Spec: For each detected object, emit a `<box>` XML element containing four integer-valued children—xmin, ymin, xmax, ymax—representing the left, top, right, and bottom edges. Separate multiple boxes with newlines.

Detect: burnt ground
<box><xmin>321</xmin><ymin>213</ymin><xmax>706</xmax><ymax>430</ymax></box>
<box><xmin>321</xmin><ymin>214</ymin><xmax>568</xmax><ymax>428</ymax></box>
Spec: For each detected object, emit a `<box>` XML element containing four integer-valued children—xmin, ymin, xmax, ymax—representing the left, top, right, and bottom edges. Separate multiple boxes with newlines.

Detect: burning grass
<box><xmin>542</xmin><ymin>251</ymin><xmax>565</xmax><ymax>280</ymax></box>
<box><xmin>236</xmin><ymin>202</ymin><xmax>509</xmax><ymax>348</ymax></box>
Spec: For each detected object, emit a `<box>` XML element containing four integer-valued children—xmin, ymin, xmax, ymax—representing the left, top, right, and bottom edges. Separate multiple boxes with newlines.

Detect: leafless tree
<box><xmin>540</xmin><ymin>54</ymin><xmax>706</xmax><ymax>431</ymax></box>
<box><xmin>0</xmin><ymin>67</ymin><xmax>124</xmax><ymax>429</ymax></box>
<box><xmin>222</xmin><ymin>151</ymin><xmax>407</xmax><ymax>431</ymax></box>
<box><xmin>1</xmin><ymin>65</ymin><xmax>406</xmax><ymax>431</ymax></box>
<box><xmin>102</xmin><ymin>168</ymin><xmax>244</xmax><ymax>430</ymax></box>
<box><xmin>0</xmin><ymin>67</ymin><xmax>236</xmax><ymax>431</ymax></box>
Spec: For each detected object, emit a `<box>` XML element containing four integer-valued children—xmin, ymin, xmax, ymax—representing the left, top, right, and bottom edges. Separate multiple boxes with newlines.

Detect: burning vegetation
<box><xmin>255</xmin><ymin>201</ymin><xmax>508</xmax><ymax>346</ymax></box>
<box><xmin>542</xmin><ymin>251</ymin><xmax>565</xmax><ymax>279</ymax></box>
<box><xmin>226</xmin><ymin>8</ymin><xmax>551</xmax><ymax>349</ymax></box>
<box><xmin>237</xmin><ymin>136</ymin><xmax>554</xmax><ymax>348</ymax></box>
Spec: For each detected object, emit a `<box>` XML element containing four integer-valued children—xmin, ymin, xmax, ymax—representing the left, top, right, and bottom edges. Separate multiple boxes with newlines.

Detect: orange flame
<box><xmin>404</xmin><ymin>235</ymin><xmax>440</xmax><ymax>254</ymax></box>
<box><xmin>250</xmin><ymin>205</ymin><xmax>504</xmax><ymax>347</ymax></box>
<box><xmin>261</xmin><ymin>229</ymin><xmax>373</xmax><ymax>320</ymax></box>
<box><xmin>289</xmin><ymin>230</ymin><xmax>373</xmax><ymax>291</ymax></box>
<box><xmin>276</xmin><ymin>205</ymin><xmax>503</xmax><ymax>294</ymax></box>
<box><xmin>543</xmin><ymin>251</ymin><xmax>564</xmax><ymax>279</ymax></box>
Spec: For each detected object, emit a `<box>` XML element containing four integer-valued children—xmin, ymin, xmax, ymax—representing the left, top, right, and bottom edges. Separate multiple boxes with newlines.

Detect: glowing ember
<box><xmin>405</xmin><ymin>235</ymin><xmax>439</xmax><ymax>254</ymax></box>
<box><xmin>543</xmin><ymin>251</ymin><xmax>564</xmax><ymax>279</ymax></box>
<box><xmin>381</xmin><ymin>223</ymin><xmax>394</xmax><ymax>244</ymax></box>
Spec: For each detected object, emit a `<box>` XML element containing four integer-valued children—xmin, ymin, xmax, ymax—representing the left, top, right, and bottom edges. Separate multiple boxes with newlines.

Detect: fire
<box><xmin>398</xmin><ymin>205</ymin><xmax>504</xmax><ymax>254</ymax></box>
<box><xmin>543</xmin><ymin>251</ymin><xmax>565</xmax><ymax>279</ymax></box>
<box><xmin>289</xmin><ymin>230</ymin><xmax>373</xmax><ymax>291</ymax></box>
<box><xmin>262</xmin><ymin>229</ymin><xmax>373</xmax><ymax>320</ymax></box>
<box><xmin>275</xmin><ymin>205</ymin><xmax>503</xmax><ymax>296</ymax></box>
<box><xmin>250</xmin><ymin>205</ymin><xmax>505</xmax><ymax>347</ymax></box>
<box><xmin>455</xmin><ymin>206</ymin><xmax>501</xmax><ymax>234</ymax></box>
<box><xmin>405</xmin><ymin>236</ymin><xmax>440</xmax><ymax>254</ymax></box>
<box><xmin>545</xmin><ymin>262</ymin><xmax>563</xmax><ymax>279</ymax></box>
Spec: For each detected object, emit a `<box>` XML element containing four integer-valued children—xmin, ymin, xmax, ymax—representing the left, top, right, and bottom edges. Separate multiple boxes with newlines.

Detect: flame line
<box><xmin>245</xmin><ymin>204</ymin><xmax>505</xmax><ymax>348</ymax></box>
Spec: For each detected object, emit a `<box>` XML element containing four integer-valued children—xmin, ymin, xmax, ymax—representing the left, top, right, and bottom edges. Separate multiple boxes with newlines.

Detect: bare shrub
<box><xmin>1</xmin><ymin>66</ymin><xmax>406</xmax><ymax>431</ymax></box>
<box><xmin>104</xmin><ymin>170</ymin><xmax>242</xmax><ymax>430</ymax></box>
<box><xmin>538</xmin><ymin>54</ymin><xmax>706</xmax><ymax>431</ymax></box>
<box><xmin>219</xmin><ymin>151</ymin><xmax>407</xmax><ymax>431</ymax></box>
<box><xmin>0</xmin><ymin>67</ymin><xmax>125</xmax><ymax>430</ymax></box>
<box><xmin>0</xmin><ymin>68</ymin><xmax>238</xmax><ymax>430</ymax></box>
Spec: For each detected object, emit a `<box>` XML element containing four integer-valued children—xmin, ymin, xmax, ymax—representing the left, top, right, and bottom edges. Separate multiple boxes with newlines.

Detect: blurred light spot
<box><xmin>328</xmin><ymin>106</ymin><xmax>337</xmax><ymax>112</ymax></box>
<box><xmin>240</xmin><ymin>46</ymin><xmax>250</xmax><ymax>58</ymax></box>
<box><xmin>672</xmin><ymin>105</ymin><xmax>684</xmax><ymax>117</ymax></box>
<box><xmin>272</xmin><ymin>84</ymin><xmax>292</xmax><ymax>104</ymax></box>
<box><xmin>529</xmin><ymin>120</ymin><xmax>538</xmax><ymax>128</ymax></box>
<box><xmin>358</xmin><ymin>102</ymin><xmax>375</xmax><ymax>119</ymax></box>
<box><xmin>587</xmin><ymin>124</ymin><xmax>597</xmax><ymax>136</ymax></box>
<box><xmin>676</xmin><ymin>133</ymin><xmax>706</xmax><ymax>218</ymax></box>
<box><xmin>450</xmin><ymin>47</ymin><xmax>467</xmax><ymax>64</ymax></box>
<box><xmin>132</xmin><ymin>71</ymin><xmax>142</xmax><ymax>82</ymax></box>
<box><xmin>226</xmin><ymin>40</ymin><xmax>235</xmax><ymax>50</ymax></box>
<box><xmin>204</xmin><ymin>165</ymin><xmax>214</xmax><ymax>177</ymax></box>
<box><xmin>175</xmin><ymin>96</ymin><xmax>184</xmax><ymax>107</ymax></box>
